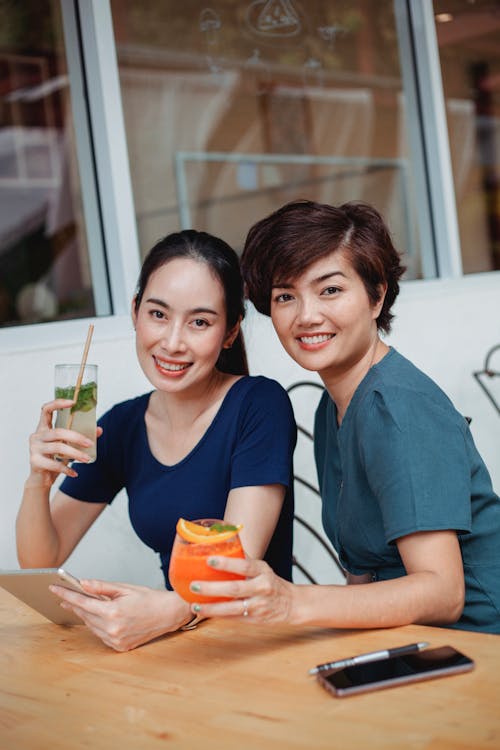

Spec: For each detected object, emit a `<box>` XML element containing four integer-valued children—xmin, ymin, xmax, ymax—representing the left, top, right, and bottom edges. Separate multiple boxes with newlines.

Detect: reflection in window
<box><xmin>434</xmin><ymin>0</ymin><xmax>500</xmax><ymax>273</ymax></box>
<box><xmin>0</xmin><ymin>1</ymin><xmax>96</xmax><ymax>327</ymax></box>
<box><xmin>111</xmin><ymin>0</ymin><xmax>421</xmax><ymax>278</ymax></box>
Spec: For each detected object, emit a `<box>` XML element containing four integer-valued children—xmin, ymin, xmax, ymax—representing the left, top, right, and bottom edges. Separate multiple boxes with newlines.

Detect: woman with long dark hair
<box><xmin>17</xmin><ymin>229</ymin><xmax>296</xmax><ymax>649</ymax></box>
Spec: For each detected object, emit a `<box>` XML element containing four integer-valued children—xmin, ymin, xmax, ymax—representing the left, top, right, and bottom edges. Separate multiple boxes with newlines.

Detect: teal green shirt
<box><xmin>314</xmin><ymin>348</ymin><xmax>500</xmax><ymax>633</ymax></box>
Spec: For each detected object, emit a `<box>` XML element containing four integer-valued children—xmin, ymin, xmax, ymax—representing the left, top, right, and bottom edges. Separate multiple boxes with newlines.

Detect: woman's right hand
<box><xmin>28</xmin><ymin>399</ymin><xmax>96</xmax><ymax>486</ymax></box>
<box><xmin>49</xmin><ymin>581</ymin><xmax>194</xmax><ymax>651</ymax></box>
<box><xmin>187</xmin><ymin>556</ymin><xmax>297</xmax><ymax>625</ymax></box>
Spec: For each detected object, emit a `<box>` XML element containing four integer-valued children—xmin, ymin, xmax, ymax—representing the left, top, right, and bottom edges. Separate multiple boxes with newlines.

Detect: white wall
<box><xmin>1</xmin><ymin>272</ymin><xmax>499</xmax><ymax>587</ymax></box>
<box><xmin>0</xmin><ymin>316</ymin><xmax>165</xmax><ymax>587</ymax></box>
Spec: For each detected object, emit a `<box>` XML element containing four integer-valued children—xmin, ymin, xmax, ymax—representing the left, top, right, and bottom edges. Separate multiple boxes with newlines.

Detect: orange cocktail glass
<box><xmin>168</xmin><ymin>518</ymin><xmax>245</xmax><ymax>603</ymax></box>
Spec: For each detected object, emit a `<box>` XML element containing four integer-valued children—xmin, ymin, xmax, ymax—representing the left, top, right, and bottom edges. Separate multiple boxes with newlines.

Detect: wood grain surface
<box><xmin>0</xmin><ymin>588</ymin><xmax>498</xmax><ymax>749</ymax></box>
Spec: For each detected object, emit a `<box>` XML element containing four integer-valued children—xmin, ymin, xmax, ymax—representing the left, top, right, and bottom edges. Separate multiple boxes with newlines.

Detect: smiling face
<box><xmin>132</xmin><ymin>257</ymin><xmax>236</xmax><ymax>395</ymax></box>
<box><xmin>270</xmin><ymin>248</ymin><xmax>386</xmax><ymax>387</ymax></box>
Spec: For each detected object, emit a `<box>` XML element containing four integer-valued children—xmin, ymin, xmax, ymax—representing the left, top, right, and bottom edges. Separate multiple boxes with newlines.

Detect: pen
<box><xmin>308</xmin><ymin>641</ymin><xmax>430</xmax><ymax>675</ymax></box>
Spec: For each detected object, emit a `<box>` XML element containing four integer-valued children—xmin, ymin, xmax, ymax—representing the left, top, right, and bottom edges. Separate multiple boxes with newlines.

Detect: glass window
<box><xmin>110</xmin><ymin>0</ymin><xmax>425</xmax><ymax>278</ymax></box>
<box><xmin>0</xmin><ymin>1</ymin><xmax>99</xmax><ymax>327</ymax></box>
<box><xmin>434</xmin><ymin>0</ymin><xmax>500</xmax><ymax>274</ymax></box>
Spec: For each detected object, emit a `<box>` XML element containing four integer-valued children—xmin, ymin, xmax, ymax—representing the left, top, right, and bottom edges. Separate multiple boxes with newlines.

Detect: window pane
<box><xmin>434</xmin><ymin>0</ymin><xmax>500</xmax><ymax>273</ymax></box>
<box><xmin>110</xmin><ymin>0</ymin><xmax>424</xmax><ymax>278</ymax></box>
<box><xmin>0</xmin><ymin>0</ymin><xmax>97</xmax><ymax>327</ymax></box>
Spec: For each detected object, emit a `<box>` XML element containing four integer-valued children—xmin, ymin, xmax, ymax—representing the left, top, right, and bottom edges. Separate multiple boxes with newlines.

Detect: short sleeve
<box><xmin>358</xmin><ymin>388</ymin><xmax>472</xmax><ymax>543</ymax></box>
<box><xmin>58</xmin><ymin>405</ymin><xmax>125</xmax><ymax>504</ymax></box>
<box><xmin>313</xmin><ymin>389</ymin><xmax>331</xmax><ymax>493</ymax></box>
<box><xmin>230</xmin><ymin>379</ymin><xmax>296</xmax><ymax>490</ymax></box>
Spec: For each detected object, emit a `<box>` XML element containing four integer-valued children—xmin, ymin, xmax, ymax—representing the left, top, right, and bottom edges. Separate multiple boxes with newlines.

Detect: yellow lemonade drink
<box><xmin>55</xmin><ymin>364</ymin><xmax>97</xmax><ymax>462</ymax></box>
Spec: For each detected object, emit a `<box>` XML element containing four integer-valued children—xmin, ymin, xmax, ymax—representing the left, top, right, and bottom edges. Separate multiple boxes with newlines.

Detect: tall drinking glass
<box><xmin>54</xmin><ymin>364</ymin><xmax>98</xmax><ymax>462</ymax></box>
<box><xmin>169</xmin><ymin>518</ymin><xmax>245</xmax><ymax>603</ymax></box>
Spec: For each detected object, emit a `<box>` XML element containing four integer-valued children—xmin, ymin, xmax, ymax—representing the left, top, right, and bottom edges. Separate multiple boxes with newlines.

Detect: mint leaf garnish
<box><xmin>209</xmin><ymin>523</ymin><xmax>238</xmax><ymax>532</ymax></box>
<box><xmin>55</xmin><ymin>381</ymin><xmax>97</xmax><ymax>412</ymax></box>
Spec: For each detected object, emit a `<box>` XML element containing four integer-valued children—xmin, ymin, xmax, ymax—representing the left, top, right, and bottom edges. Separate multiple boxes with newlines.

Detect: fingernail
<box><xmin>193</xmin><ymin>604</ymin><xmax>202</xmax><ymax>613</ymax></box>
<box><xmin>190</xmin><ymin>582</ymin><xmax>201</xmax><ymax>593</ymax></box>
<box><xmin>207</xmin><ymin>557</ymin><xmax>218</xmax><ymax>567</ymax></box>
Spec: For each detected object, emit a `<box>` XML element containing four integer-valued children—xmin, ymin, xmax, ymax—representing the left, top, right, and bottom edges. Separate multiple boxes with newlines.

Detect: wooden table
<box><xmin>0</xmin><ymin>589</ymin><xmax>498</xmax><ymax>749</ymax></box>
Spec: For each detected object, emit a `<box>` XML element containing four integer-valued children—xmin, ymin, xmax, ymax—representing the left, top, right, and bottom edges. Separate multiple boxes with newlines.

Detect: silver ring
<box><xmin>242</xmin><ymin>599</ymin><xmax>249</xmax><ymax>617</ymax></box>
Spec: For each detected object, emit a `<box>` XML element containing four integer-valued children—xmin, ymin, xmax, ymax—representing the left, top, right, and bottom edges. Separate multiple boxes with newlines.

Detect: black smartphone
<box><xmin>317</xmin><ymin>646</ymin><xmax>474</xmax><ymax>697</ymax></box>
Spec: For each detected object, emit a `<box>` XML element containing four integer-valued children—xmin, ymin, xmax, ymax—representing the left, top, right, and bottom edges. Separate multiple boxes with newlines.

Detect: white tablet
<box><xmin>0</xmin><ymin>567</ymin><xmax>99</xmax><ymax>626</ymax></box>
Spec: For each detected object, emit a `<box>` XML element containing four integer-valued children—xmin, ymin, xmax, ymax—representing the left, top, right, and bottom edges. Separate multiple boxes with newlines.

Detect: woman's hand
<box><xmin>49</xmin><ymin>580</ymin><xmax>192</xmax><ymax>651</ymax></box>
<box><xmin>183</xmin><ymin>532</ymin><xmax>465</xmax><ymax>631</ymax></box>
<box><xmin>188</xmin><ymin>556</ymin><xmax>297</xmax><ymax>624</ymax></box>
<box><xmin>28</xmin><ymin>399</ymin><xmax>102</xmax><ymax>486</ymax></box>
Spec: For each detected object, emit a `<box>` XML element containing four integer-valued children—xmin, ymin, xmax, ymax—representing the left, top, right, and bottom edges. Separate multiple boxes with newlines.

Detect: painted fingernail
<box><xmin>193</xmin><ymin>604</ymin><xmax>202</xmax><ymax>613</ymax></box>
<box><xmin>207</xmin><ymin>557</ymin><xmax>218</xmax><ymax>567</ymax></box>
<box><xmin>190</xmin><ymin>582</ymin><xmax>201</xmax><ymax>593</ymax></box>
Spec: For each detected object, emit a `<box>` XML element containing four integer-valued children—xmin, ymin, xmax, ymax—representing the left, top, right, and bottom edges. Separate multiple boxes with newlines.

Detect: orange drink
<box><xmin>169</xmin><ymin>518</ymin><xmax>245</xmax><ymax>603</ymax></box>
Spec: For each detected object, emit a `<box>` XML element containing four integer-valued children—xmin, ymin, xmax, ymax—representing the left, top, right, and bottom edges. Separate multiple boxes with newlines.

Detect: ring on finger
<box><xmin>242</xmin><ymin>599</ymin><xmax>249</xmax><ymax>617</ymax></box>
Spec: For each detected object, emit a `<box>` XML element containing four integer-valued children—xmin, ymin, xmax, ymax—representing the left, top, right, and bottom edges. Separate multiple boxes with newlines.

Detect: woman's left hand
<box><xmin>188</xmin><ymin>556</ymin><xmax>296</xmax><ymax>624</ymax></box>
<box><xmin>49</xmin><ymin>580</ymin><xmax>192</xmax><ymax>651</ymax></box>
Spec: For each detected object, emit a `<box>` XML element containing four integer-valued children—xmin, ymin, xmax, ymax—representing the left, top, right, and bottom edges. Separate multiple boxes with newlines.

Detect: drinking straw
<box><xmin>67</xmin><ymin>324</ymin><xmax>94</xmax><ymax>430</ymax></box>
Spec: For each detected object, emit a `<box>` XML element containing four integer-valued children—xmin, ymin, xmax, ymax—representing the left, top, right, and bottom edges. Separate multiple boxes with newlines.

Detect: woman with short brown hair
<box><xmin>188</xmin><ymin>200</ymin><xmax>500</xmax><ymax>634</ymax></box>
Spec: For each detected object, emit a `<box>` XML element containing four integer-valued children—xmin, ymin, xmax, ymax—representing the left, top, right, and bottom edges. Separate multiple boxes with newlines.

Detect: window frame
<box><xmin>1</xmin><ymin>0</ymin><xmax>496</xmax><ymax>354</ymax></box>
<box><xmin>402</xmin><ymin>0</ymin><xmax>463</xmax><ymax>277</ymax></box>
<box><xmin>0</xmin><ymin>0</ymin><xmax>139</xmax><ymax>351</ymax></box>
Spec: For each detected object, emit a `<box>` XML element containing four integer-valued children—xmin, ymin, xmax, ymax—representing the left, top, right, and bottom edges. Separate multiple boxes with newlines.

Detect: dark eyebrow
<box><xmin>145</xmin><ymin>297</ymin><xmax>169</xmax><ymax>308</ymax></box>
<box><xmin>144</xmin><ymin>297</ymin><xmax>219</xmax><ymax>315</ymax></box>
<box><xmin>314</xmin><ymin>271</ymin><xmax>348</xmax><ymax>283</ymax></box>
<box><xmin>272</xmin><ymin>270</ymin><xmax>347</xmax><ymax>289</ymax></box>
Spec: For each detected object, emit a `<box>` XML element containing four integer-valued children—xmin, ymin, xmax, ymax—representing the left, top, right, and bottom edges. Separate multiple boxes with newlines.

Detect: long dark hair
<box><xmin>241</xmin><ymin>200</ymin><xmax>405</xmax><ymax>334</ymax></box>
<box><xmin>135</xmin><ymin>230</ymin><xmax>248</xmax><ymax>375</ymax></box>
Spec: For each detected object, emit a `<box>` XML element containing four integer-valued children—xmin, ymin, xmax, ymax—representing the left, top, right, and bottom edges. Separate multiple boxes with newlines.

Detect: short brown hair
<box><xmin>241</xmin><ymin>200</ymin><xmax>406</xmax><ymax>333</ymax></box>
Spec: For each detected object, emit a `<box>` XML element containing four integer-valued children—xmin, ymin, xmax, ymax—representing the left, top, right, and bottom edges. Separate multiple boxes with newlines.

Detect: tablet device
<box><xmin>0</xmin><ymin>567</ymin><xmax>99</xmax><ymax>626</ymax></box>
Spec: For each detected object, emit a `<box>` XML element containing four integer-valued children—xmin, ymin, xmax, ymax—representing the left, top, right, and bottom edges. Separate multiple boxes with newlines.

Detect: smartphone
<box><xmin>0</xmin><ymin>567</ymin><xmax>103</xmax><ymax>626</ymax></box>
<box><xmin>55</xmin><ymin>568</ymin><xmax>99</xmax><ymax>596</ymax></box>
<box><xmin>317</xmin><ymin>646</ymin><xmax>474</xmax><ymax>697</ymax></box>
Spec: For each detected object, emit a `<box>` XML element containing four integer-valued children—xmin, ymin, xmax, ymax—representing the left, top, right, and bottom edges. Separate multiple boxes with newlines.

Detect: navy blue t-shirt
<box><xmin>60</xmin><ymin>376</ymin><xmax>296</xmax><ymax>585</ymax></box>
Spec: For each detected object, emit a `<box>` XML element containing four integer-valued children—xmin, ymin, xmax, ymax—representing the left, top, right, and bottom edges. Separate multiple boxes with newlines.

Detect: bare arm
<box><xmin>185</xmin><ymin>530</ymin><xmax>465</xmax><ymax>628</ymax></box>
<box><xmin>223</xmin><ymin>483</ymin><xmax>286</xmax><ymax>559</ymax></box>
<box><xmin>16</xmin><ymin>398</ymin><xmax>105</xmax><ymax>567</ymax></box>
<box><xmin>46</xmin><ymin>484</ymin><xmax>286</xmax><ymax>652</ymax></box>
<box><xmin>290</xmin><ymin>531</ymin><xmax>464</xmax><ymax>628</ymax></box>
<box><xmin>17</xmin><ymin>488</ymin><xmax>107</xmax><ymax>568</ymax></box>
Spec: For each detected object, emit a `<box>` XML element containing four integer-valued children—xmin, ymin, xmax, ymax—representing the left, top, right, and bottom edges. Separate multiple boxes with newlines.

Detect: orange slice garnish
<box><xmin>176</xmin><ymin>518</ymin><xmax>242</xmax><ymax>544</ymax></box>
